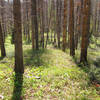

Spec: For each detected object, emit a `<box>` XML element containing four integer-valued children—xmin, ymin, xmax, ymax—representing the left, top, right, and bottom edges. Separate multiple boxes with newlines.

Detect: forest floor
<box><xmin>0</xmin><ymin>36</ymin><xmax>100</xmax><ymax>100</ymax></box>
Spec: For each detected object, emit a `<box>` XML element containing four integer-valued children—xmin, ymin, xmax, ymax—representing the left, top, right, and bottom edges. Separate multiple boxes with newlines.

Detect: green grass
<box><xmin>0</xmin><ymin>36</ymin><xmax>100</xmax><ymax>100</ymax></box>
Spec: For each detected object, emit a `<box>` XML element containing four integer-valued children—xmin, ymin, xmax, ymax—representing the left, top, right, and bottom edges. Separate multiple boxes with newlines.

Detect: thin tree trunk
<box><xmin>0</xmin><ymin>21</ymin><xmax>6</xmax><ymax>57</ymax></box>
<box><xmin>41</xmin><ymin>0</ymin><xmax>45</xmax><ymax>48</ymax></box>
<box><xmin>56</xmin><ymin>0</ymin><xmax>61</xmax><ymax>48</ymax></box>
<box><xmin>62</xmin><ymin>0</ymin><xmax>67</xmax><ymax>51</ymax></box>
<box><xmin>0</xmin><ymin>0</ymin><xmax>6</xmax><ymax>41</ymax></box>
<box><xmin>31</xmin><ymin>0</ymin><xmax>34</xmax><ymax>49</ymax></box>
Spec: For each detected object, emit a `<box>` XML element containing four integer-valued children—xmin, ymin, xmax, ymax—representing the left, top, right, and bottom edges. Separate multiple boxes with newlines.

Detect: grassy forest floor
<box><xmin>0</xmin><ymin>36</ymin><xmax>100</xmax><ymax>100</ymax></box>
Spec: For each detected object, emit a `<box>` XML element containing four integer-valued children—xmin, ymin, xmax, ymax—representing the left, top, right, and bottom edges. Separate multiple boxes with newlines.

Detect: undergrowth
<box><xmin>0</xmin><ymin>36</ymin><xmax>100</xmax><ymax>100</ymax></box>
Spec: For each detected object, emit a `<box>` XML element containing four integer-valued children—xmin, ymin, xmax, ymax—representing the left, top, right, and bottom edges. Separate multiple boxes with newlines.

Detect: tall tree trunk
<box><xmin>0</xmin><ymin>21</ymin><xmax>6</xmax><ymax>57</ymax></box>
<box><xmin>80</xmin><ymin>0</ymin><xmax>91</xmax><ymax>63</ymax></box>
<box><xmin>13</xmin><ymin>0</ymin><xmax>24</xmax><ymax>73</ymax></box>
<box><xmin>0</xmin><ymin>0</ymin><xmax>6</xmax><ymax>41</ymax></box>
<box><xmin>31</xmin><ymin>0</ymin><xmax>39</xmax><ymax>50</ymax></box>
<box><xmin>62</xmin><ymin>0</ymin><xmax>67</xmax><ymax>51</ymax></box>
<box><xmin>45</xmin><ymin>0</ymin><xmax>49</xmax><ymax>47</ymax></box>
<box><xmin>56</xmin><ymin>0</ymin><xmax>61</xmax><ymax>48</ymax></box>
<box><xmin>31</xmin><ymin>0</ymin><xmax>34</xmax><ymax>49</ymax></box>
<box><xmin>69</xmin><ymin>0</ymin><xmax>75</xmax><ymax>56</ymax></box>
<box><xmin>41</xmin><ymin>0</ymin><xmax>45</xmax><ymax>48</ymax></box>
<box><xmin>75</xmin><ymin>6</ymin><xmax>80</xmax><ymax>49</ymax></box>
<box><xmin>26</xmin><ymin>1</ymin><xmax>30</xmax><ymax>43</ymax></box>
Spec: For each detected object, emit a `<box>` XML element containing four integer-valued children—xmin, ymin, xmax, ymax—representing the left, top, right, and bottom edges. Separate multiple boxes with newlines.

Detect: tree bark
<box><xmin>0</xmin><ymin>21</ymin><xmax>6</xmax><ymax>57</ymax></box>
<box><xmin>31</xmin><ymin>0</ymin><xmax>39</xmax><ymax>50</ymax></box>
<box><xmin>13</xmin><ymin>0</ymin><xmax>24</xmax><ymax>73</ymax></box>
<box><xmin>62</xmin><ymin>0</ymin><xmax>67</xmax><ymax>51</ymax></box>
<box><xmin>69</xmin><ymin>0</ymin><xmax>75</xmax><ymax>56</ymax></box>
<box><xmin>80</xmin><ymin>0</ymin><xmax>91</xmax><ymax>63</ymax></box>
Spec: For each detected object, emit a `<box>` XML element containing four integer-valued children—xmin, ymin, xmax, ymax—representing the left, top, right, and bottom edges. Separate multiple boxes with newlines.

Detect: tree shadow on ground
<box><xmin>0</xmin><ymin>57</ymin><xmax>5</xmax><ymax>61</ymax></box>
<box><xmin>12</xmin><ymin>73</ymin><xmax>23</xmax><ymax>100</ymax></box>
<box><xmin>24</xmin><ymin>48</ymin><xmax>51</xmax><ymax>68</ymax></box>
<box><xmin>93</xmin><ymin>57</ymin><xmax>100</xmax><ymax>68</ymax></box>
<box><xmin>73</xmin><ymin>55</ymin><xmax>100</xmax><ymax>84</ymax></box>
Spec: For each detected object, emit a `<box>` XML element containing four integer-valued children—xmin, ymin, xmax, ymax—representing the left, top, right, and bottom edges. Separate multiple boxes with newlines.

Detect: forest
<box><xmin>0</xmin><ymin>0</ymin><xmax>100</xmax><ymax>99</ymax></box>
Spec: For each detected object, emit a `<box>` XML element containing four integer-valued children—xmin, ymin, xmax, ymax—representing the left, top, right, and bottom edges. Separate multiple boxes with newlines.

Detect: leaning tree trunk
<box><xmin>0</xmin><ymin>21</ymin><xmax>6</xmax><ymax>57</ymax></box>
<box><xmin>69</xmin><ymin>0</ymin><xmax>75</xmax><ymax>56</ymax></box>
<box><xmin>13</xmin><ymin>0</ymin><xmax>24</xmax><ymax>73</ymax></box>
<box><xmin>80</xmin><ymin>0</ymin><xmax>91</xmax><ymax>63</ymax></box>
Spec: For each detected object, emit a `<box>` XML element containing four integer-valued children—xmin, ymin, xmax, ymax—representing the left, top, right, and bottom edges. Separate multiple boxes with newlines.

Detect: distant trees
<box><xmin>23</xmin><ymin>0</ymin><xmax>31</xmax><ymax>42</ymax></box>
<box><xmin>0</xmin><ymin>0</ymin><xmax>99</xmax><ymax>67</ymax></box>
<box><xmin>13</xmin><ymin>0</ymin><xmax>24</xmax><ymax>73</ymax></box>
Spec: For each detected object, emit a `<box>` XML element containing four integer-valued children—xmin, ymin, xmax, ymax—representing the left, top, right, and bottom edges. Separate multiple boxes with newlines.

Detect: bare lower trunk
<box><xmin>69</xmin><ymin>0</ymin><xmax>75</xmax><ymax>56</ymax></box>
<box><xmin>13</xmin><ymin>0</ymin><xmax>24</xmax><ymax>73</ymax></box>
<box><xmin>80</xmin><ymin>0</ymin><xmax>91</xmax><ymax>63</ymax></box>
